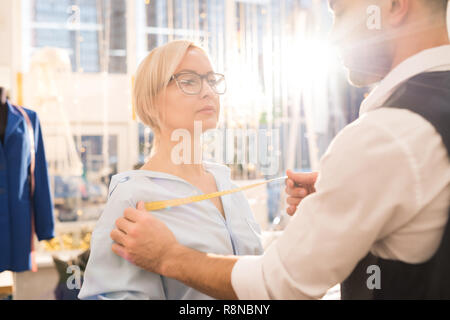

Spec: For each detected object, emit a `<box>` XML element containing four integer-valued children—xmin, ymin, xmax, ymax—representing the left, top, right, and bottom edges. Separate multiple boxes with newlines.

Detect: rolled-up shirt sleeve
<box><xmin>231</xmin><ymin>113</ymin><xmax>420</xmax><ymax>299</ymax></box>
<box><xmin>231</xmin><ymin>255</ymin><xmax>270</xmax><ymax>300</ymax></box>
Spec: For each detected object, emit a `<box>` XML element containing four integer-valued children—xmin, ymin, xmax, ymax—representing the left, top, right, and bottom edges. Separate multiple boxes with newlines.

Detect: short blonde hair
<box><xmin>133</xmin><ymin>40</ymin><xmax>206</xmax><ymax>133</ymax></box>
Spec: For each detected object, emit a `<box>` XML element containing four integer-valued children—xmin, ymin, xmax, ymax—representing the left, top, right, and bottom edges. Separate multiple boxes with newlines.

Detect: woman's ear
<box><xmin>388</xmin><ymin>0</ymin><xmax>410</xmax><ymax>27</ymax></box>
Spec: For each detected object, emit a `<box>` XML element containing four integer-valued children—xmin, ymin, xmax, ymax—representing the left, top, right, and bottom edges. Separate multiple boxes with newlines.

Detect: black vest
<box><xmin>341</xmin><ymin>71</ymin><xmax>450</xmax><ymax>300</ymax></box>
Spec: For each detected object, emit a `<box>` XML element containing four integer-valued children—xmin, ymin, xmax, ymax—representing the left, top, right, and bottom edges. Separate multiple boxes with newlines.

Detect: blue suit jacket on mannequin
<box><xmin>0</xmin><ymin>100</ymin><xmax>54</xmax><ymax>272</ymax></box>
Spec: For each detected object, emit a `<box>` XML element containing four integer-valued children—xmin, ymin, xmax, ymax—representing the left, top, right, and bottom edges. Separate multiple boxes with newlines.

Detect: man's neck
<box><xmin>390</xmin><ymin>19</ymin><xmax>449</xmax><ymax>71</ymax></box>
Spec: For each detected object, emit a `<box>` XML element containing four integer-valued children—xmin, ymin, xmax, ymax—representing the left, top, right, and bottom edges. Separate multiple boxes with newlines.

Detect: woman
<box><xmin>78</xmin><ymin>40</ymin><xmax>264</xmax><ymax>300</ymax></box>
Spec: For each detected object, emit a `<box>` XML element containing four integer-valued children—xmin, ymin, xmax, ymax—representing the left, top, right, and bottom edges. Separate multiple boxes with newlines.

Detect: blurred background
<box><xmin>0</xmin><ymin>0</ymin><xmax>385</xmax><ymax>299</ymax></box>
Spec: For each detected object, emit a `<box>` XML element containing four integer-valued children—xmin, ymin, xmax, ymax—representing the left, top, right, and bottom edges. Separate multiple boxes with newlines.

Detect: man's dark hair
<box><xmin>428</xmin><ymin>0</ymin><xmax>448</xmax><ymax>12</ymax></box>
<box><xmin>423</xmin><ymin>0</ymin><xmax>448</xmax><ymax>21</ymax></box>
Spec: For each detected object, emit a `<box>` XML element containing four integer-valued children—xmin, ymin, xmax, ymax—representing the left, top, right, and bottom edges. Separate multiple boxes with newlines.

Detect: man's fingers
<box><xmin>110</xmin><ymin>228</ymin><xmax>127</xmax><ymax>246</ymax></box>
<box><xmin>287</xmin><ymin>196</ymin><xmax>302</xmax><ymax>206</ymax></box>
<box><xmin>286</xmin><ymin>206</ymin><xmax>293</xmax><ymax>216</ymax></box>
<box><xmin>285</xmin><ymin>185</ymin><xmax>308</xmax><ymax>198</ymax></box>
<box><xmin>115</xmin><ymin>217</ymin><xmax>133</xmax><ymax>234</ymax></box>
<box><xmin>286</xmin><ymin>205</ymin><xmax>297</xmax><ymax>216</ymax></box>
<box><xmin>285</xmin><ymin>178</ymin><xmax>293</xmax><ymax>188</ymax></box>
<box><xmin>123</xmin><ymin>201</ymin><xmax>147</xmax><ymax>223</ymax></box>
<box><xmin>124</xmin><ymin>206</ymin><xmax>143</xmax><ymax>222</ymax></box>
<box><xmin>136</xmin><ymin>201</ymin><xmax>146</xmax><ymax>211</ymax></box>
<box><xmin>287</xmin><ymin>169</ymin><xmax>318</xmax><ymax>184</ymax></box>
<box><xmin>286</xmin><ymin>169</ymin><xmax>318</xmax><ymax>186</ymax></box>
<box><xmin>111</xmin><ymin>242</ymin><xmax>125</xmax><ymax>257</ymax></box>
<box><xmin>111</xmin><ymin>242</ymin><xmax>131</xmax><ymax>262</ymax></box>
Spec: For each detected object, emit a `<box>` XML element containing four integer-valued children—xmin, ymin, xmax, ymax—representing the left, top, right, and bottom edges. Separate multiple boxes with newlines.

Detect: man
<box><xmin>110</xmin><ymin>0</ymin><xmax>450</xmax><ymax>299</ymax></box>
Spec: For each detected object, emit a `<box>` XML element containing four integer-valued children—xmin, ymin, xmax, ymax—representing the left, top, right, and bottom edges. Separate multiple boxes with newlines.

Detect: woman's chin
<box><xmin>196</xmin><ymin>117</ymin><xmax>218</xmax><ymax>131</ymax></box>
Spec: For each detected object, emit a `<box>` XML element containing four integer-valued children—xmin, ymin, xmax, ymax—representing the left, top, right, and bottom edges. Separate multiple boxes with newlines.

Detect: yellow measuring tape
<box><xmin>144</xmin><ymin>175</ymin><xmax>288</xmax><ymax>211</ymax></box>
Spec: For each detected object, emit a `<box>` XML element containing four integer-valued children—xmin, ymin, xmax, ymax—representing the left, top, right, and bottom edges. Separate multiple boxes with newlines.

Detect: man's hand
<box><xmin>110</xmin><ymin>201</ymin><xmax>179</xmax><ymax>275</ymax></box>
<box><xmin>111</xmin><ymin>201</ymin><xmax>240</xmax><ymax>299</ymax></box>
<box><xmin>285</xmin><ymin>169</ymin><xmax>318</xmax><ymax>216</ymax></box>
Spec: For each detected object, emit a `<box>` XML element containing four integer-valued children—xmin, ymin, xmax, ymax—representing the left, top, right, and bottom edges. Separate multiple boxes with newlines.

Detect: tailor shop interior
<box><xmin>0</xmin><ymin>0</ymin><xmax>392</xmax><ymax>300</ymax></box>
<box><xmin>1</xmin><ymin>0</ymin><xmax>446</xmax><ymax>301</ymax></box>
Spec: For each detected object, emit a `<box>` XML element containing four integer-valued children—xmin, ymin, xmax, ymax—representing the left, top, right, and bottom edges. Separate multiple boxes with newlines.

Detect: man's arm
<box><xmin>110</xmin><ymin>172</ymin><xmax>317</xmax><ymax>300</ymax></box>
<box><xmin>161</xmin><ymin>245</ymin><xmax>239</xmax><ymax>300</ymax></box>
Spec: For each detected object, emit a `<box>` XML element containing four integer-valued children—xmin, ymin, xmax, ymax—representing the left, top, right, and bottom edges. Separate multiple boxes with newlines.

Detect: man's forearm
<box><xmin>160</xmin><ymin>244</ymin><xmax>240</xmax><ymax>300</ymax></box>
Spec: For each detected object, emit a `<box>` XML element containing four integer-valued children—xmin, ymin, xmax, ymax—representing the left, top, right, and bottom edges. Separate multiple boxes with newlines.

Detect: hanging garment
<box><xmin>0</xmin><ymin>100</ymin><xmax>54</xmax><ymax>272</ymax></box>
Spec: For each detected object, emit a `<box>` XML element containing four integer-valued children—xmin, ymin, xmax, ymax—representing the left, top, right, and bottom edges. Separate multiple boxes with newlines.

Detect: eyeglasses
<box><xmin>170</xmin><ymin>71</ymin><xmax>227</xmax><ymax>95</ymax></box>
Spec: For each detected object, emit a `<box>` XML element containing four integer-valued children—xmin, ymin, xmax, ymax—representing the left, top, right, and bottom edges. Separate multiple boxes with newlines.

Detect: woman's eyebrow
<box><xmin>176</xmin><ymin>69</ymin><xmax>196</xmax><ymax>73</ymax></box>
<box><xmin>176</xmin><ymin>69</ymin><xmax>214</xmax><ymax>74</ymax></box>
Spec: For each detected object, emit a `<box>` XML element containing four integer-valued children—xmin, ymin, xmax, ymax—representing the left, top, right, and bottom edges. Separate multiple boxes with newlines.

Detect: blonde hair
<box><xmin>133</xmin><ymin>40</ymin><xmax>207</xmax><ymax>133</ymax></box>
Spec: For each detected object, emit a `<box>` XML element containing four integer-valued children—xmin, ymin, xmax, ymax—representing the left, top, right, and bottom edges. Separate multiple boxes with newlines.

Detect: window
<box><xmin>52</xmin><ymin>135</ymin><xmax>118</xmax><ymax>223</ymax></box>
<box><xmin>24</xmin><ymin>0</ymin><xmax>127</xmax><ymax>73</ymax></box>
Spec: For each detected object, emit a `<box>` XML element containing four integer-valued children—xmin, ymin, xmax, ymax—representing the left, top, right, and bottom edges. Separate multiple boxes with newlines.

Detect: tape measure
<box><xmin>144</xmin><ymin>175</ymin><xmax>288</xmax><ymax>211</ymax></box>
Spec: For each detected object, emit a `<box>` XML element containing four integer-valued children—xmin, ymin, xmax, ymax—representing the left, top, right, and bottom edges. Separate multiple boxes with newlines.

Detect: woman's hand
<box><xmin>110</xmin><ymin>201</ymin><xmax>180</xmax><ymax>275</ymax></box>
<box><xmin>285</xmin><ymin>170</ymin><xmax>318</xmax><ymax>216</ymax></box>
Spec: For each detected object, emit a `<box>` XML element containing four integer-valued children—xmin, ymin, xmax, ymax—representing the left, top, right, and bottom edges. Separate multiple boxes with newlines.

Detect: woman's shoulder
<box><xmin>94</xmin><ymin>171</ymin><xmax>168</xmax><ymax>231</ymax></box>
<box><xmin>106</xmin><ymin>164</ymin><xmax>233</xmax><ymax>205</ymax></box>
<box><xmin>107</xmin><ymin>170</ymin><xmax>167</xmax><ymax>202</ymax></box>
<box><xmin>107</xmin><ymin>169</ymin><xmax>200</xmax><ymax>204</ymax></box>
<box><xmin>108</xmin><ymin>171</ymin><xmax>142</xmax><ymax>197</ymax></box>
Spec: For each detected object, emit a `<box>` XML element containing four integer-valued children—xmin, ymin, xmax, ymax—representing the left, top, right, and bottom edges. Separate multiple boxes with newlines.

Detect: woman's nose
<box><xmin>200</xmin><ymin>78</ymin><xmax>216</xmax><ymax>98</ymax></box>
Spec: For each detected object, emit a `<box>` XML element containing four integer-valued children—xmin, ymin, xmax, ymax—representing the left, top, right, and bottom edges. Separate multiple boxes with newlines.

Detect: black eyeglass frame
<box><xmin>169</xmin><ymin>71</ymin><xmax>227</xmax><ymax>95</ymax></box>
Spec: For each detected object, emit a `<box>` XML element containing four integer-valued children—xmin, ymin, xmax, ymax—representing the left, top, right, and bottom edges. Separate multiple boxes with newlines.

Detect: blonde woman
<box><xmin>78</xmin><ymin>40</ymin><xmax>264</xmax><ymax>300</ymax></box>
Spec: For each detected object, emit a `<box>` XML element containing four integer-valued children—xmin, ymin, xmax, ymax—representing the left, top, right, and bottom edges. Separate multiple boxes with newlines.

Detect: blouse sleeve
<box><xmin>78</xmin><ymin>177</ymin><xmax>167</xmax><ymax>300</ymax></box>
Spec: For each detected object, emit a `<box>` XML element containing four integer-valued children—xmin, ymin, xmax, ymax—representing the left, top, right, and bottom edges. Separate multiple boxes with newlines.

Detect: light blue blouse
<box><xmin>78</xmin><ymin>161</ymin><xmax>264</xmax><ymax>300</ymax></box>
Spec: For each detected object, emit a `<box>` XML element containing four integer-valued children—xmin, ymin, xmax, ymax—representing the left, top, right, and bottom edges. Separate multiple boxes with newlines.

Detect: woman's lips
<box><xmin>197</xmin><ymin>106</ymin><xmax>216</xmax><ymax>114</ymax></box>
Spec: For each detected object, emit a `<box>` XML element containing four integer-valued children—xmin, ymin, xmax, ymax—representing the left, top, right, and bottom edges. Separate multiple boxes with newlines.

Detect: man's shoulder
<box><xmin>330</xmin><ymin>107</ymin><xmax>449</xmax><ymax>189</ymax></box>
<box><xmin>326</xmin><ymin>107</ymin><xmax>442</xmax><ymax>166</ymax></box>
<box><xmin>348</xmin><ymin>107</ymin><xmax>438</xmax><ymax>144</ymax></box>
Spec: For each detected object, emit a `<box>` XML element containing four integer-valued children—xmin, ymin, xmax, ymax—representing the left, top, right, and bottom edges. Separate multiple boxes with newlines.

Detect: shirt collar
<box><xmin>360</xmin><ymin>45</ymin><xmax>450</xmax><ymax>116</ymax></box>
<box><xmin>113</xmin><ymin>161</ymin><xmax>232</xmax><ymax>187</ymax></box>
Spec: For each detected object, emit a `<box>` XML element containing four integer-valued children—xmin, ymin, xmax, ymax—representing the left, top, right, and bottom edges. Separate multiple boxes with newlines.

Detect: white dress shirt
<box><xmin>231</xmin><ymin>45</ymin><xmax>450</xmax><ymax>299</ymax></box>
<box><xmin>79</xmin><ymin>161</ymin><xmax>263</xmax><ymax>300</ymax></box>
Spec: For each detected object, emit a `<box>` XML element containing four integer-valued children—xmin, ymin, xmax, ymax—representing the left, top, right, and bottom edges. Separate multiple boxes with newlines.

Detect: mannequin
<box><xmin>0</xmin><ymin>87</ymin><xmax>7</xmax><ymax>144</ymax></box>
